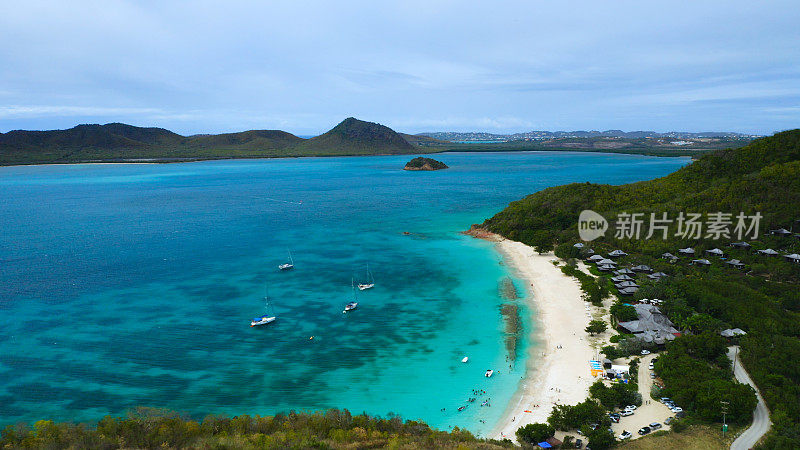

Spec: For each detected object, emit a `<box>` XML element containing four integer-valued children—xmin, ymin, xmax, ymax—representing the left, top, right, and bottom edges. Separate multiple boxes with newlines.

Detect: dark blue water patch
<box><xmin>9</xmin><ymin>382</ymin><xmax>132</xmax><ymax>411</ymax></box>
<box><xmin>0</xmin><ymin>394</ymin><xmax>25</xmax><ymax>418</ymax></box>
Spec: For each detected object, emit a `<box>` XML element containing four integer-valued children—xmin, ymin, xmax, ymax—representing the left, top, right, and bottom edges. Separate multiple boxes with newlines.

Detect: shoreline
<box><xmin>0</xmin><ymin>149</ymin><xmax>698</xmax><ymax>168</ymax></box>
<box><xmin>470</xmin><ymin>231</ymin><xmax>598</xmax><ymax>440</ymax></box>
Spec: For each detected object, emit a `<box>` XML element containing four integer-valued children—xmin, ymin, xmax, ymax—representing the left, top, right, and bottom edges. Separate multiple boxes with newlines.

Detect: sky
<box><xmin>0</xmin><ymin>0</ymin><xmax>798</xmax><ymax>135</ymax></box>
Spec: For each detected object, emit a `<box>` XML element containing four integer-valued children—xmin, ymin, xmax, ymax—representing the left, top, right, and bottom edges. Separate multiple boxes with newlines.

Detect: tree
<box><xmin>618</xmin><ymin>337</ymin><xmax>646</xmax><ymax>356</ymax></box>
<box><xmin>586</xmin><ymin>427</ymin><xmax>616</xmax><ymax>450</ymax></box>
<box><xmin>515</xmin><ymin>422</ymin><xmax>555</xmax><ymax>445</ymax></box>
<box><xmin>610</xmin><ymin>303</ymin><xmax>638</xmax><ymax>322</ymax></box>
<box><xmin>530</xmin><ymin>231</ymin><xmax>555</xmax><ymax>254</ymax></box>
<box><xmin>585</xmin><ymin>320</ymin><xmax>608</xmax><ymax>335</ymax></box>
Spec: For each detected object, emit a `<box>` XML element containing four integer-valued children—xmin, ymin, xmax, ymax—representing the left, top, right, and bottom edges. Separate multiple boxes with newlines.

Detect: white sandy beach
<box><xmin>487</xmin><ymin>235</ymin><xmax>602</xmax><ymax>440</ymax></box>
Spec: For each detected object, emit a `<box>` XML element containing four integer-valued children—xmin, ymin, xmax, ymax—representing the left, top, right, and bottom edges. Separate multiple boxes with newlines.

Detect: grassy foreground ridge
<box><xmin>0</xmin><ymin>408</ymin><xmax>512</xmax><ymax>449</ymax></box>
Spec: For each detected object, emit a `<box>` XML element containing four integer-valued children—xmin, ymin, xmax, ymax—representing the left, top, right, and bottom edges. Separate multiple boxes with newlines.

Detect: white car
<box><xmin>641</xmin><ymin>349</ymin><xmax>651</xmax><ymax>355</ymax></box>
<box><xmin>621</xmin><ymin>410</ymin><xmax>634</xmax><ymax>417</ymax></box>
<box><xmin>671</xmin><ymin>407</ymin><xmax>683</xmax><ymax>413</ymax></box>
<box><xmin>625</xmin><ymin>405</ymin><xmax>637</xmax><ymax>411</ymax></box>
<box><xmin>619</xmin><ymin>431</ymin><xmax>632</xmax><ymax>440</ymax></box>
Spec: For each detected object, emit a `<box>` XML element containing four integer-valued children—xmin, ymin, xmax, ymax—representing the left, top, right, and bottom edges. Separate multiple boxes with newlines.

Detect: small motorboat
<box><xmin>462</xmin><ymin>356</ymin><xmax>469</xmax><ymax>363</ymax></box>
<box><xmin>485</xmin><ymin>369</ymin><xmax>494</xmax><ymax>378</ymax></box>
<box><xmin>457</xmin><ymin>406</ymin><xmax>467</xmax><ymax>412</ymax></box>
<box><xmin>250</xmin><ymin>315</ymin><xmax>276</xmax><ymax>327</ymax></box>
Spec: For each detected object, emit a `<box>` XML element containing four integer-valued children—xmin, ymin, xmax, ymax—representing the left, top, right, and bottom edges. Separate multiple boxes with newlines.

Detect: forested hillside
<box><xmin>0</xmin><ymin>118</ymin><xmax>430</xmax><ymax>165</ymax></box>
<box><xmin>484</xmin><ymin>129</ymin><xmax>800</xmax><ymax>448</ymax></box>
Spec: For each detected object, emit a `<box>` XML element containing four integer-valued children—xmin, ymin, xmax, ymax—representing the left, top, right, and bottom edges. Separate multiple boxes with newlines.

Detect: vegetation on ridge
<box><xmin>0</xmin><ymin>408</ymin><xmax>513</xmax><ymax>449</ymax></box>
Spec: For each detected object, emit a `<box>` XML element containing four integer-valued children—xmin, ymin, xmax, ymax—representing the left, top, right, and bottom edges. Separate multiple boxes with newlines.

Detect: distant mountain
<box><xmin>0</xmin><ymin>118</ymin><xmax>424</xmax><ymax>165</ymax></box>
<box><xmin>292</xmin><ymin>117</ymin><xmax>415</xmax><ymax>155</ymax></box>
<box><xmin>420</xmin><ymin>130</ymin><xmax>761</xmax><ymax>142</ymax></box>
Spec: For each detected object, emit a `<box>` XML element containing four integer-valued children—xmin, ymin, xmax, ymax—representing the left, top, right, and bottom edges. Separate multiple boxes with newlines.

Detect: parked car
<box><xmin>649</xmin><ymin>363</ymin><xmax>654</xmax><ymax>370</ymax></box>
<box><xmin>619</xmin><ymin>431</ymin><xmax>632</xmax><ymax>440</ymax></box>
<box><xmin>664</xmin><ymin>417</ymin><xmax>674</xmax><ymax>425</ymax></box>
<box><xmin>650</xmin><ymin>372</ymin><xmax>656</xmax><ymax>378</ymax></box>
<box><xmin>650</xmin><ymin>422</ymin><xmax>662</xmax><ymax>430</ymax></box>
<box><xmin>641</xmin><ymin>350</ymin><xmax>651</xmax><ymax>355</ymax></box>
<box><xmin>660</xmin><ymin>397</ymin><xmax>671</xmax><ymax>403</ymax></box>
<box><xmin>621</xmin><ymin>410</ymin><xmax>634</xmax><ymax>417</ymax></box>
<box><xmin>675</xmin><ymin>411</ymin><xmax>686</xmax><ymax>418</ymax></box>
<box><xmin>575</xmin><ymin>438</ymin><xmax>583</xmax><ymax>448</ymax></box>
<box><xmin>671</xmin><ymin>407</ymin><xmax>683</xmax><ymax>413</ymax></box>
<box><xmin>609</xmin><ymin>414</ymin><xmax>620</xmax><ymax>423</ymax></box>
<box><xmin>638</xmin><ymin>426</ymin><xmax>651</xmax><ymax>435</ymax></box>
<box><xmin>625</xmin><ymin>405</ymin><xmax>637</xmax><ymax>410</ymax></box>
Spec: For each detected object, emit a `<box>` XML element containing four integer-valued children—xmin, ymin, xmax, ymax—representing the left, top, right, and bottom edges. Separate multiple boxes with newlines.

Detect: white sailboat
<box><xmin>357</xmin><ymin>264</ymin><xmax>375</xmax><ymax>290</ymax></box>
<box><xmin>250</xmin><ymin>287</ymin><xmax>276</xmax><ymax>327</ymax></box>
<box><xmin>343</xmin><ymin>278</ymin><xmax>358</xmax><ymax>313</ymax></box>
<box><xmin>278</xmin><ymin>250</ymin><xmax>294</xmax><ymax>271</ymax></box>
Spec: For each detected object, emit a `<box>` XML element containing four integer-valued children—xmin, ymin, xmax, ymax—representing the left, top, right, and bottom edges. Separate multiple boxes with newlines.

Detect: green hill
<box><xmin>0</xmin><ymin>118</ymin><xmax>427</xmax><ymax>165</ymax></box>
<box><xmin>483</xmin><ymin>129</ymin><xmax>800</xmax><ymax>447</ymax></box>
<box><xmin>292</xmin><ymin>117</ymin><xmax>416</xmax><ymax>155</ymax></box>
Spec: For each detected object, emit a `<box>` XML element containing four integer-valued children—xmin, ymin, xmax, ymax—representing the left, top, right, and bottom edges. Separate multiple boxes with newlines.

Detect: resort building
<box><xmin>730</xmin><ymin>241</ymin><xmax>751</xmax><ymax>249</ymax></box>
<box><xmin>726</xmin><ymin>259</ymin><xmax>746</xmax><ymax>269</ymax></box>
<box><xmin>758</xmin><ymin>248</ymin><xmax>779</xmax><ymax>256</ymax></box>
<box><xmin>705</xmin><ymin>248</ymin><xmax>724</xmax><ymax>256</ymax></box>
<box><xmin>678</xmin><ymin>247</ymin><xmax>695</xmax><ymax>256</ymax></box>
<box><xmin>784</xmin><ymin>253</ymin><xmax>800</xmax><ymax>264</ymax></box>
<box><xmin>617</xmin><ymin>304</ymin><xmax>680</xmax><ymax>345</ymax></box>
<box><xmin>691</xmin><ymin>259</ymin><xmax>712</xmax><ymax>266</ymax></box>
<box><xmin>721</xmin><ymin>328</ymin><xmax>747</xmax><ymax>338</ymax></box>
<box><xmin>769</xmin><ymin>228</ymin><xmax>792</xmax><ymax>236</ymax></box>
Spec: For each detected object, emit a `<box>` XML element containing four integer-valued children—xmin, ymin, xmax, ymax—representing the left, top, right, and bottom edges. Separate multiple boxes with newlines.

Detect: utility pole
<box><xmin>721</xmin><ymin>400</ymin><xmax>730</xmax><ymax>437</ymax></box>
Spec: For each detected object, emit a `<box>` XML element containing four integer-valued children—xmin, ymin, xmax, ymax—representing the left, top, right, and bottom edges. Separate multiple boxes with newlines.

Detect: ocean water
<box><xmin>0</xmin><ymin>152</ymin><xmax>688</xmax><ymax>435</ymax></box>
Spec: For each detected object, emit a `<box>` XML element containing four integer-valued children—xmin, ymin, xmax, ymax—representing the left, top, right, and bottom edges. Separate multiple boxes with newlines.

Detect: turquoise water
<box><xmin>0</xmin><ymin>152</ymin><xmax>688</xmax><ymax>435</ymax></box>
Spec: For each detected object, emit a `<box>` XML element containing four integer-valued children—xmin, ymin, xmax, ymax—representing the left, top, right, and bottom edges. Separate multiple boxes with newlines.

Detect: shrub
<box><xmin>515</xmin><ymin>423</ymin><xmax>555</xmax><ymax>445</ymax></box>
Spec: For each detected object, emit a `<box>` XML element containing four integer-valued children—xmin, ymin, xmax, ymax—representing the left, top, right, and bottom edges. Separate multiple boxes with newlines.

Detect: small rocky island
<box><xmin>403</xmin><ymin>157</ymin><xmax>449</xmax><ymax>171</ymax></box>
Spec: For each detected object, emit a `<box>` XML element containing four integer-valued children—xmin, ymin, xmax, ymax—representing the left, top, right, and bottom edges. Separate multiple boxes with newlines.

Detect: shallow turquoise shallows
<box><xmin>0</xmin><ymin>152</ymin><xmax>688</xmax><ymax>435</ymax></box>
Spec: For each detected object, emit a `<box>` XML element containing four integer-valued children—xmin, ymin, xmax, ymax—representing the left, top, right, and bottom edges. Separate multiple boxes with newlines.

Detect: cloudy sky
<box><xmin>1</xmin><ymin>0</ymin><xmax>798</xmax><ymax>135</ymax></box>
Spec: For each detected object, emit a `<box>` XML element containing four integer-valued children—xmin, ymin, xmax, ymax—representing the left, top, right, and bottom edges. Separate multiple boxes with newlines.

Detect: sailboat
<box><xmin>250</xmin><ymin>287</ymin><xmax>276</xmax><ymax>327</ymax></box>
<box><xmin>278</xmin><ymin>250</ymin><xmax>294</xmax><ymax>271</ymax></box>
<box><xmin>357</xmin><ymin>264</ymin><xmax>375</xmax><ymax>290</ymax></box>
<box><xmin>343</xmin><ymin>278</ymin><xmax>358</xmax><ymax>313</ymax></box>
